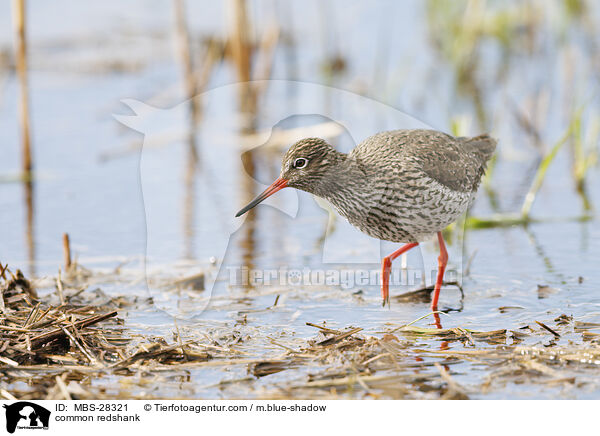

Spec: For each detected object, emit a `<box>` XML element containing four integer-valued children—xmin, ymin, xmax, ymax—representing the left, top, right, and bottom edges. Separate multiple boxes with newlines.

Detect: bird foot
<box><xmin>382</xmin><ymin>296</ymin><xmax>391</xmax><ymax>308</ymax></box>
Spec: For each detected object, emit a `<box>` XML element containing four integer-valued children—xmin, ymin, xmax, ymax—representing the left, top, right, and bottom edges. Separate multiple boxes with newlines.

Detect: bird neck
<box><xmin>312</xmin><ymin>154</ymin><xmax>371</xmax><ymax>210</ymax></box>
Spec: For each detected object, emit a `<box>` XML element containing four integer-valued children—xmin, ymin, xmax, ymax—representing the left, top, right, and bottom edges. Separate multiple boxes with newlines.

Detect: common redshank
<box><xmin>236</xmin><ymin>129</ymin><xmax>496</xmax><ymax>313</ymax></box>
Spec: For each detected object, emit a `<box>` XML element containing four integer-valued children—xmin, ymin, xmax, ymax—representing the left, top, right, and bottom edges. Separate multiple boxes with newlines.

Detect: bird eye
<box><xmin>293</xmin><ymin>158</ymin><xmax>308</xmax><ymax>169</ymax></box>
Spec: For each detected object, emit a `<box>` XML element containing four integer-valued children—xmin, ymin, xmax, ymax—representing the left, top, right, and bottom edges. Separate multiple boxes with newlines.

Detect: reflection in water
<box><xmin>238</xmin><ymin>80</ymin><xmax>258</xmax><ymax>278</ymax></box>
<box><xmin>24</xmin><ymin>179</ymin><xmax>35</xmax><ymax>277</ymax></box>
<box><xmin>182</xmin><ymin>128</ymin><xmax>197</xmax><ymax>260</ymax></box>
<box><xmin>227</xmin><ymin>0</ymin><xmax>259</xmax><ymax>288</ymax></box>
<box><xmin>240</xmin><ymin>149</ymin><xmax>256</xmax><ymax>286</ymax></box>
<box><xmin>173</xmin><ymin>0</ymin><xmax>202</xmax><ymax>261</ymax></box>
<box><xmin>524</xmin><ymin>227</ymin><xmax>568</xmax><ymax>285</ymax></box>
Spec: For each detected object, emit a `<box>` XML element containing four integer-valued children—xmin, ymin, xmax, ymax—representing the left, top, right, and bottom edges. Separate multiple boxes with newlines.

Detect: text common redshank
<box><xmin>236</xmin><ymin>129</ymin><xmax>496</xmax><ymax>312</ymax></box>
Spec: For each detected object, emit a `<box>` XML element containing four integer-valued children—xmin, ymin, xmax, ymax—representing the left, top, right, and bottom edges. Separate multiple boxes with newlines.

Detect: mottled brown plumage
<box><xmin>236</xmin><ymin>128</ymin><xmax>497</xmax><ymax>312</ymax></box>
<box><xmin>272</xmin><ymin>129</ymin><xmax>495</xmax><ymax>242</ymax></box>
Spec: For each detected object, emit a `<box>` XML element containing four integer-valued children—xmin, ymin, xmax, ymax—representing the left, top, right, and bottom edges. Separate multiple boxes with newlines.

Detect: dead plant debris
<box><xmin>1</xmin><ymin>265</ymin><xmax>599</xmax><ymax>400</ymax></box>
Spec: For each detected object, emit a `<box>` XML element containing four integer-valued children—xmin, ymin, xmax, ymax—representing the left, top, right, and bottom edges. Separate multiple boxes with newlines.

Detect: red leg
<box><xmin>431</xmin><ymin>232</ymin><xmax>448</xmax><ymax>312</ymax></box>
<box><xmin>381</xmin><ymin>242</ymin><xmax>419</xmax><ymax>307</ymax></box>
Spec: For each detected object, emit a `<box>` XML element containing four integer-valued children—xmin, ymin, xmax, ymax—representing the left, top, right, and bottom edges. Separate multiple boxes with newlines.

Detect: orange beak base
<box><xmin>235</xmin><ymin>177</ymin><xmax>288</xmax><ymax>217</ymax></box>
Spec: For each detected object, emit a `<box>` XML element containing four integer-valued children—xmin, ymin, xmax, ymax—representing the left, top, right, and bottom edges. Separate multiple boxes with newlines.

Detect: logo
<box><xmin>3</xmin><ymin>402</ymin><xmax>50</xmax><ymax>433</ymax></box>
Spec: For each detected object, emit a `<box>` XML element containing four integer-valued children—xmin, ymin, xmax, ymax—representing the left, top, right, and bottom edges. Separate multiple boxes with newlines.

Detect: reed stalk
<box><xmin>12</xmin><ymin>0</ymin><xmax>32</xmax><ymax>177</ymax></box>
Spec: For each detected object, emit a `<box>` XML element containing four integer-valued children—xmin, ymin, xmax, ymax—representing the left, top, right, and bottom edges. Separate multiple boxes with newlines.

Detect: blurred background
<box><xmin>0</xmin><ymin>0</ymin><xmax>599</xmax><ymax>320</ymax></box>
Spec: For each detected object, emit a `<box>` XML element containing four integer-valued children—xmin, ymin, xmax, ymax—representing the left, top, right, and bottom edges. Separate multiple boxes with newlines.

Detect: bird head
<box><xmin>235</xmin><ymin>137</ymin><xmax>342</xmax><ymax>217</ymax></box>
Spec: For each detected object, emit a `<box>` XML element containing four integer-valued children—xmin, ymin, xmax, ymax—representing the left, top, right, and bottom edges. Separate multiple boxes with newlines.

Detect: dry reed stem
<box><xmin>434</xmin><ymin>361</ymin><xmax>467</xmax><ymax>397</ymax></box>
<box><xmin>12</xmin><ymin>0</ymin><xmax>32</xmax><ymax>176</ymax></box>
<box><xmin>56</xmin><ymin>268</ymin><xmax>65</xmax><ymax>306</ymax></box>
<box><xmin>62</xmin><ymin>233</ymin><xmax>71</xmax><ymax>272</ymax></box>
<box><xmin>173</xmin><ymin>0</ymin><xmax>198</xmax><ymax>108</ymax></box>
<box><xmin>29</xmin><ymin>311</ymin><xmax>118</xmax><ymax>349</ymax></box>
<box><xmin>252</xmin><ymin>23</ymin><xmax>280</xmax><ymax>98</ymax></box>
<box><xmin>0</xmin><ymin>389</ymin><xmax>18</xmax><ymax>401</ymax></box>
<box><xmin>53</xmin><ymin>374</ymin><xmax>71</xmax><ymax>400</ymax></box>
<box><xmin>228</xmin><ymin>0</ymin><xmax>255</xmax><ymax>114</ymax></box>
<box><xmin>535</xmin><ymin>320</ymin><xmax>560</xmax><ymax>338</ymax></box>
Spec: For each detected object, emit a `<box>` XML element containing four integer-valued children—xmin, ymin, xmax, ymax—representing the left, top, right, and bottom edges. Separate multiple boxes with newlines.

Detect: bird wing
<box><xmin>421</xmin><ymin>133</ymin><xmax>496</xmax><ymax>192</ymax></box>
<box><xmin>396</xmin><ymin>130</ymin><xmax>495</xmax><ymax>193</ymax></box>
<box><xmin>351</xmin><ymin>129</ymin><xmax>496</xmax><ymax>193</ymax></box>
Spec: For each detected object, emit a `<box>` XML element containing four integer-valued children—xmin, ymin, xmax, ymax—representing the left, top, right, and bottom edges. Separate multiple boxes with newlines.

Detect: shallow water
<box><xmin>1</xmin><ymin>1</ymin><xmax>599</xmax><ymax>399</ymax></box>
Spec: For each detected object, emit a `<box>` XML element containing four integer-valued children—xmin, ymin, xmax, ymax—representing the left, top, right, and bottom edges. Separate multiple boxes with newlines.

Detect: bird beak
<box><xmin>235</xmin><ymin>177</ymin><xmax>288</xmax><ymax>217</ymax></box>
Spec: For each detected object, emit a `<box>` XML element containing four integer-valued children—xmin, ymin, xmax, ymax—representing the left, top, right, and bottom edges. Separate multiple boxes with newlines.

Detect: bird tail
<box><xmin>461</xmin><ymin>134</ymin><xmax>497</xmax><ymax>163</ymax></box>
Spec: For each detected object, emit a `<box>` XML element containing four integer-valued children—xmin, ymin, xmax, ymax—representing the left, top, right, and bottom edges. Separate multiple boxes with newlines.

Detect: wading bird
<box><xmin>236</xmin><ymin>129</ymin><xmax>496</xmax><ymax>318</ymax></box>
